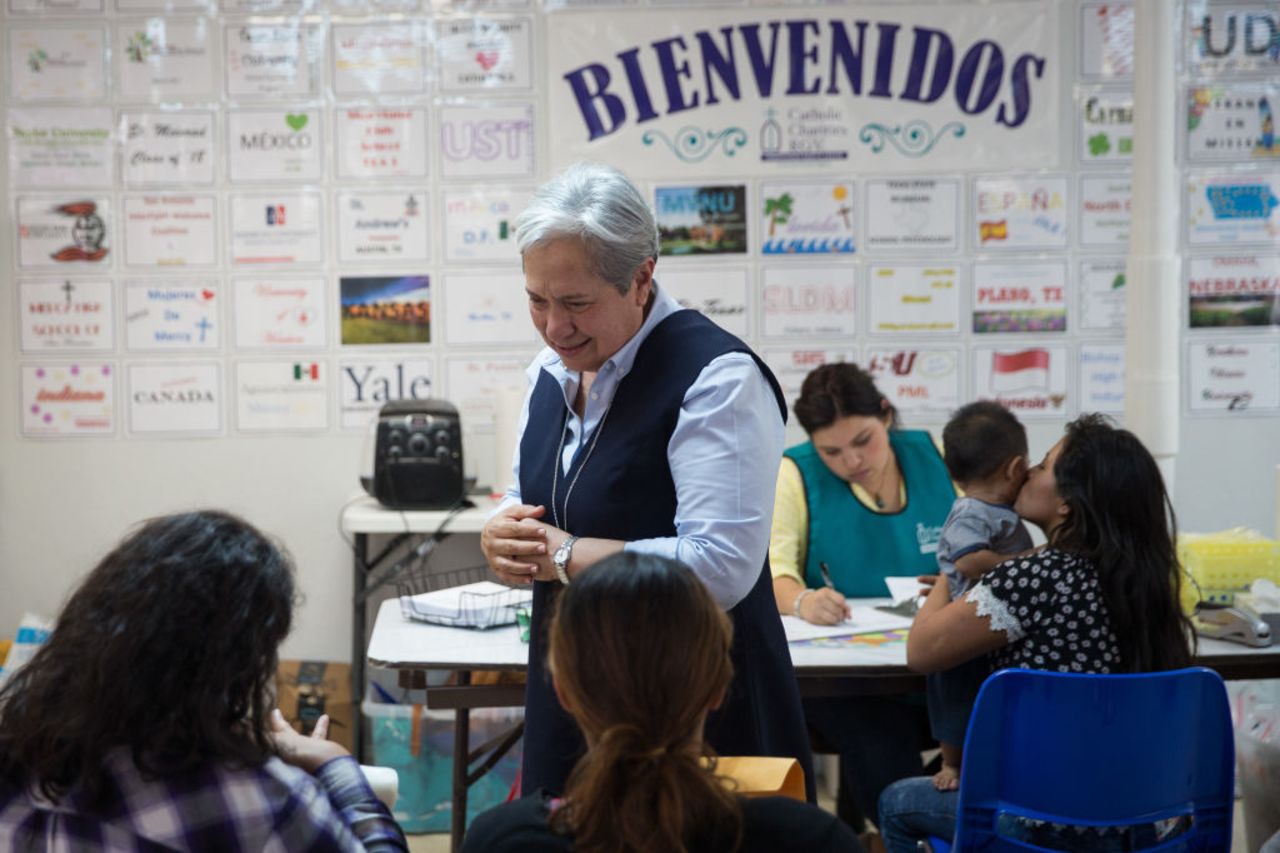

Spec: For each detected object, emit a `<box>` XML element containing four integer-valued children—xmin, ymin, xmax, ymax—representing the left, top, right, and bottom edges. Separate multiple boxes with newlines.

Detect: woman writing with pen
<box><xmin>769</xmin><ymin>363</ymin><xmax>956</xmax><ymax>842</ymax></box>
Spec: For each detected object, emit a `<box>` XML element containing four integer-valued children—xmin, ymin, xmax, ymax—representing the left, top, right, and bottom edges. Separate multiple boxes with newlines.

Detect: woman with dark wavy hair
<box><xmin>878</xmin><ymin>414</ymin><xmax>1193</xmax><ymax>852</ymax></box>
<box><xmin>462</xmin><ymin>552</ymin><xmax>860</xmax><ymax>853</ymax></box>
<box><xmin>0</xmin><ymin>510</ymin><xmax>407</xmax><ymax>852</ymax></box>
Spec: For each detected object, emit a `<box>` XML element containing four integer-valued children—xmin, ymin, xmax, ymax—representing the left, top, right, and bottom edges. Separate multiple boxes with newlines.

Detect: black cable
<box><xmin>356</xmin><ymin>501</ymin><xmax>471</xmax><ymax>604</ymax></box>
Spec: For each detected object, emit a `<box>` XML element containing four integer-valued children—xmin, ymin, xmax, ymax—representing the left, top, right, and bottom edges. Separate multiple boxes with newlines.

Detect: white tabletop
<box><xmin>365</xmin><ymin>597</ymin><xmax>1280</xmax><ymax>675</ymax></box>
<box><xmin>341</xmin><ymin>494</ymin><xmax>499</xmax><ymax>536</ymax></box>
<box><xmin>367</xmin><ymin>599</ymin><xmax>529</xmax><ymax>670</ymax></box>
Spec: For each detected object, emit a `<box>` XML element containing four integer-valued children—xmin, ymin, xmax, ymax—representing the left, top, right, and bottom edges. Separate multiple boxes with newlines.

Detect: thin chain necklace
<box><xmin>869</xmin><ymin>458</ymin><xmax>901</xmax><ymax>510</ymax></box>
<box><xmin>550</xmin><ymin>398</ymin><xmax>614</xmax><ymax>531</ymax></box>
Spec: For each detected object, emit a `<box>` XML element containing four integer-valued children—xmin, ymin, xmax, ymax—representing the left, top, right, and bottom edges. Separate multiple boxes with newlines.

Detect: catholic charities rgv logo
<box><xmin>27</xmin><ymin>46</ymin><xmax>89</xmax><ymax>74</ymax></box>
<box><xmin>20</xmin><ymin>202</ymin><xmax>109</xmax><ymax>263</ymax></box>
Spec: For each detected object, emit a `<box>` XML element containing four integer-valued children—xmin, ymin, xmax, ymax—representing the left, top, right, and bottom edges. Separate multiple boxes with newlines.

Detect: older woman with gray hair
<box><xmin>480</xmin><ymin>162</ymin><xmax>814</xmax><ymax>800</ymax></box>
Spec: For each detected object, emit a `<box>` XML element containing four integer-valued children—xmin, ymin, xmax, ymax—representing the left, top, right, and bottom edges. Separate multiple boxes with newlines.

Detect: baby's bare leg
<box><xmin>932</xmin><ymin>742</ymin><xmax>962</xmax><ymax>791</ymax></box>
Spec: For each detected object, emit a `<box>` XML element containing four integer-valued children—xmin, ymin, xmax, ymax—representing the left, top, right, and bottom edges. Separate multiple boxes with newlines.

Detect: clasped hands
<box><xmin>480</xmin><ymin>503</ymin><xmax>571</xmax><ymax>585</ymax></box>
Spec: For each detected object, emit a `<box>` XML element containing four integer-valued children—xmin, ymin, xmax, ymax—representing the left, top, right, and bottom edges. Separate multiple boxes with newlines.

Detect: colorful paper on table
<box><xmin>794</xmin><ymin>629</ymin><xmax>909</xmax><ymax>649</ymax></box>
<box><xmin>781</xmin><ymin>606</ymin><xmax>914</xmax><ymax>643</ymax></box>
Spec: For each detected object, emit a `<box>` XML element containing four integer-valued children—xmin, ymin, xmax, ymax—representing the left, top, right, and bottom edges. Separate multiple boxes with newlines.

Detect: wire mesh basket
<box><xmin>396</xmin><ymin>563</ymin><xmax>531</xmax><ymax>630</ymax></box>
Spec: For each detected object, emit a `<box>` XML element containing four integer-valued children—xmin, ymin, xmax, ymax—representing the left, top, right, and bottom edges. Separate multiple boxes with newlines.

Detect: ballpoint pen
<box><xmin>819</xmin><ymin>561</ymin><xmax>835</xmax><ymax>589</ymax></box>
<box><xmin>818</xmin><ymin>561</ymin><xmax>851</xmax><ymax>620</ymax></box>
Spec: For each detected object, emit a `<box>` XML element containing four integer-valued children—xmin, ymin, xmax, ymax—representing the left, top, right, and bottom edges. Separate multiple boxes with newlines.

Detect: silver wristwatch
<box><xmin>552</xmin><ymin>535</ymin><xmax>579</xmax><ymax>585</ymax></box>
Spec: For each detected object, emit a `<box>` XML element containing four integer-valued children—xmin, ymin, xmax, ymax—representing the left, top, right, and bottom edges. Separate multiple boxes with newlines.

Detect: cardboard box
<box><xmin>277</xmin><ymin>660</ymin><xmax>355</xmax><ymax>753</ymax></box>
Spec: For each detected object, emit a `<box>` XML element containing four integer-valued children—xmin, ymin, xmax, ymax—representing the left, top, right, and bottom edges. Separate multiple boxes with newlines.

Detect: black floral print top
<box><xmin>965</xmin><ymin>547</ymin><xmax>1122</xmax><ymax>673</ymax></box>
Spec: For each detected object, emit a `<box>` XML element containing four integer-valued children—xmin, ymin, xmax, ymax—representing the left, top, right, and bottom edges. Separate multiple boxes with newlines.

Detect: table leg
<box><xmin>352</xmin><ymin>532</ymin><xmax>368</xmax><ymax>763</ymax></box>
<box><xmin>451</xmin><ymin>671</ymin><xmax>472</xmax><ymax>853</ymax></box>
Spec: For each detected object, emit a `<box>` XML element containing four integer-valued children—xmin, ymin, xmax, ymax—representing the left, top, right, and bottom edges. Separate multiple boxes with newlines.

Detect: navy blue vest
<box><xmin>519</xmin><ymin>309</ymin><xmax>815</xmax><ymax>800</ymax></box>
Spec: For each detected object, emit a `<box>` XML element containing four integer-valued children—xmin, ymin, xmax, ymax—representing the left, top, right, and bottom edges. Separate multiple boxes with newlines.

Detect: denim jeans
<box><xmin>878</xmin><ymin>777</ymin><xmax>957</xmax><ymax>853</ymax></box>
<box><xmin>878</xmin><ymin>776</ymin><xmax>1181</xmax><ymax>853</ymax></box>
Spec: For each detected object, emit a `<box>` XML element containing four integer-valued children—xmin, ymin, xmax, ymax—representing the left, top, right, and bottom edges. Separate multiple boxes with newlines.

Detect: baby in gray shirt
<box><xmin>928</xmin><ymin>401</ymin><xmax>1034</xmax><ymax>792</ymax></box>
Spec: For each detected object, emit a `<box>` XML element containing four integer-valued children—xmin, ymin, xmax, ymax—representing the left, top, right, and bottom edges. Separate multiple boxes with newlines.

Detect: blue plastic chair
<box><xmin>926</xmin><ymin>667</ymin><xmax>1234</xmax><ymax>852</ymax></box>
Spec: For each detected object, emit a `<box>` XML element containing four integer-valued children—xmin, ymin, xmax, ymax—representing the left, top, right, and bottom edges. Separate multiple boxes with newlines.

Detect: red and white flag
<box><xmin>991</xmin><ymin>348</ymin><xmax>1050</xmax><ymax>391</ymax></box>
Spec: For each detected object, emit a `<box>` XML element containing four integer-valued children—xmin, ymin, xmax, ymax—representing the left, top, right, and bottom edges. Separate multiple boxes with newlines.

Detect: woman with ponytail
<box><xmin>877</xmin><ymin>414</ymin><xmax>1194</xmax><ymax>852</ymax></box>
<box><xmin>462</xmin><ymin>552</ymin><xmax>860</xmax><ymax>853</ymax></box>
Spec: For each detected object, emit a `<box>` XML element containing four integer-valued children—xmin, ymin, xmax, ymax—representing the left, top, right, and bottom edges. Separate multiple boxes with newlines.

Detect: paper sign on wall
<box><xmin>546</xmin><ymin>5</ymin><xmax>1060</xmax><ymax>177</ymax></box>
<box><xmin>10</xmin><ymin>0</ymin><xmax>102</xmax><ymax>12</ymax></box>
<box><xmin>341</xmin><ymin>275</ymin><xmax>432</xmax><ymax>345</ymax></box>
<box><xmin>335</xmin><ymin>107</ymin><xmax>429</xmax><ymax>179</ymax></box>
<box><xmin>21</xmin><ymin>363</ymin><xmax>114</xmax><ymax>436</ymax></box>
<box><xmin>444</xmin><ymin>357</ymin><xmax>529</xmax><ymax>431</ymax></box>
<box><xmin>973</xmin><ymin>175</ymin><xmax>1070</xmax><ymax>250</ymax></box>
<box><xmin>660</xmin><ymin>269</ymin><xmax>750</xmax><ymax>337</ymax></box>
<box><xmin>233</xmin><ymin>277</ymin><xmax>326</xmax><ymax>348</ymax></box>
<box><xmin>656</xmin><ymin>185</ymin><xmax>748</xmax><ymax>256</ymax></box>
<box><xmin>1079</xmin><ymin>344</ymin><xmax>1124</xmax><ymax>414</ymax></box>
<box><xmin>442</xmin><ymin>272</ymin><xmax>534</xmax><ymax>345</ymax></box>
<box><xmin>439</xmin><ymin>102</ymin><xmax>535</xmax><ymax>179</ymax></box>
<box><xmin>867</xmin><ymin>263</ymin><xmax>962</xmax><ymax>336</ymax></box>
<box><xmin>224</xmin><ymin>23</ymin><xmax>318</xmax><ymax>98</ymax></box>
<box><xmin>19</xmin><ymin>279</ymin><xmax>114</xmax><ymax>352</ymax></box>
<box><xmin>758</xmin><ymin>181</ymin><xmax>855</xmax><ymax>255</ymax></box>
<box><xmin>1188</xmin><ymin>341</ymin><xmax>1280</xmax><ymax>413</ymax></box>
<box><xmin>760</xmin><ymin>266</ymin><xmax>855</xmax><ymax>338</ymax></box>
<box><xmin>125</xmin><ymin>280</ymin><xmax>220</xmax><ymax>351</ymax></box>
<box><xmin>16</xmin><ymin>197</ymin><xmax>111</xmax><ymax>270</ymax></box>
<box><xmin>1187</xmin><ymin>254</ymin><xmax>1280</xmax><ymax>329</ymax></box>
<box><xmin>1080</xmin><ymin>2</ymin><xmax>1134</xmax><ymax>78</ymax></box>
<box><xmin>972</xmin><ymin>345</ymin><xmax>1070</xmax><ymax>418</ymax></box>
<box><xmin>117</xmin><ymin>19</ymin><xmax>215</xmax><ymax>99</ymax></box>
<box><xmin>8</xmin><ymin>108</ymin><xmax>113</xmax><ymax>188</ymax></box>
<box><xmin>1187</xmin><ymin>172</ymin><xmax>1280</xmax><ymax>246</ymax></box>
<box><xmin>332</xmin><ymin>24</ymin><xmax>427</xmax><ymax>95</ymax></box>
<box><xmin>1080</xmin><ymin>258</ymin><xmax>1127</xmax><ymax>331</ymax></box>
<box><xmin>761</xmin><ymin>348</ymin><xmax>856</xmax><ymax>439</ymax></box>
<box><xmin>442</xmin><ymin>186</ymin><xmax>530</xmax><ymax>263</ymax></box>
<box><xmin>972</xmin><ymin>261</ymin><xmax>1068</xmax><ymax>334</ymax></box>
<box><xmin>438</xmin><ymin>17</ymin><xmax>533</xmax><ymax>91</ymax></box>
<box><xmin>1187</xmin><ymin>83</ymin><xmax>1280</xmax><ymax>162</ymax></box>
<box><xmin>127</xmin><ymin>362</ymin><xmax>222</xmax><ymax>435</ymax></box>
<box><xmin>1079</xmin><ymin>175</ymin><xmax>1131</xmax><ymax>247</ymax></box>
<box><xmin>1079</xmin><ymin>89</ymin><xmax>1133</xmax><ymax>163</ymax></box>
<box><xmin>864</xmin><ymin>348</ymin><xmax>962</xmax><ymax>415</ymax></box>
<box><xmin>235</xmin><ymin>360</ymin><xmax>329</xmax><ymax>431</ymax></box>
<box><xmin>121</xmin><ymin>111</ymin><xmax>215</xmax><ymax>186</ymax></box>
<box><xmin>229</xmin><ymin>192</ymin><xmax>323</xmax><ymax>266</ymax></box>
<box><xmin>9</xmin><ymin>27</ymin><xmax>105</xmax><ymax>101</ymax></box>
<box><xmin>123</xmin><ymin>194</ymin><xmax>218</xmax><ymax>267</ymax></box>
<box><xmin>337</xmin><ymin>191</ymin><xmax>430</xmax><ymax>264</ymax></box>
<box><xmin>864</xmin><ymin>177</ymin><xmax>961</xmax><ymax>253</ymax></box>
<box><xmin>1187</xmin><ymin>4</ymin><xmax>1280</xmax><ymax>76</ymax></box>
<box><xmin>116</xmin><ymin>0</ymin><xmax>207</xmax><ymax>10</ymax></box>
<box><xmin>338</xmin><ymin>357</ymin><xmax>435</xmax><ymax>430</ymax></box>
<box><xmin>227</xmin><ymin>109</ymin><xmax>323</xmax><ymax>182</ymax></box>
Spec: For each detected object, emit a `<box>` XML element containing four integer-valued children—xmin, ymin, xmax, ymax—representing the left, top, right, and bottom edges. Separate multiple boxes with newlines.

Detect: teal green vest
<box><xmin>784</xmin><ymin>429</ymin><xmax>956</xmax><ymax>597</ymax></box>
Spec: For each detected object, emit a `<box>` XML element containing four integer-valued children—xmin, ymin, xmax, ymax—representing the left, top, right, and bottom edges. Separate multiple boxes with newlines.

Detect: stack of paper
<box><xmin>400</xmin><ymin>581</ymin><xmax>532</xmax><ymax>629</ymax></box>
<box><xmin>781</xmin><ymin>606</ymin><xmax>916</xmax><ymax>643</ymax></box>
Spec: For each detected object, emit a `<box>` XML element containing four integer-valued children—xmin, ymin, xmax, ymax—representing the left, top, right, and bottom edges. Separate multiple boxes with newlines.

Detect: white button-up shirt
<box><xmin>497</xmin><ymin>284</ymin><xmax>785</xmax><ymax>610</ymax></box>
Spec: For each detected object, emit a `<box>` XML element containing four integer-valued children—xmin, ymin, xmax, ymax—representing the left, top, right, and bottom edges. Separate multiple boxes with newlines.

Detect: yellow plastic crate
<box><xmin>1178</xmin><ymin>529</ymin><xmax>1280</xmax><ymax>606</ymax></box>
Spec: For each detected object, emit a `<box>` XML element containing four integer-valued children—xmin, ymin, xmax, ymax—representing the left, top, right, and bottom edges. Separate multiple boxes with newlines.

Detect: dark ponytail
<box><xmin>547</xmin><ymin>553</ymin><xmax>742</xmax><ymax>852</ymax></box>
<box><xmin>1050</xmin><ymin>415</ymin><xmax>1193</xmax><ymax>672</ymax></box>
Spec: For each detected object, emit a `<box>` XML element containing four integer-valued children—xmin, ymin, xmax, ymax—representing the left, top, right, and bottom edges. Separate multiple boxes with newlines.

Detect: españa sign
<box><xmin>548</xmin><ymin>2</ymin><xmax>1057</xmax><ymax>177</ymax></box>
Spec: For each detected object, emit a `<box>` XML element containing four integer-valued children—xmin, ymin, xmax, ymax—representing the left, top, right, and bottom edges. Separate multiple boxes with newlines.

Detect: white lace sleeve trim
<box><xmin>965</xmin><ymin>583</ymin><xmax>1025</xmax><ymax>642</ymax></box>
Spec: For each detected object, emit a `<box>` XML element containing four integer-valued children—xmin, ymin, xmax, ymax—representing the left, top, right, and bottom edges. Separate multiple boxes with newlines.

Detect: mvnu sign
<box><xmin>561</xmin><ymin>18</ymin><xmax>1049</xmax><ymax>142</ymax></box>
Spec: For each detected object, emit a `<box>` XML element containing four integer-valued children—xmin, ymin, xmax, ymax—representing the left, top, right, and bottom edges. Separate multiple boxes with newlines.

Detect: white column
<box><xmin>1125</xmin><ymin>0</ymin><xmax>1181</xmax><ymax>491</ymax></box>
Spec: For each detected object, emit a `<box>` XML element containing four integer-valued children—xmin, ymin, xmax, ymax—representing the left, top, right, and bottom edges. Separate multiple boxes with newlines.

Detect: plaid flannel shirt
<box><xmin>0</xmin><ymin>749</ymin><xmax>407</xmax><ymax>852</ymax></box>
